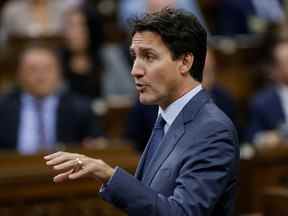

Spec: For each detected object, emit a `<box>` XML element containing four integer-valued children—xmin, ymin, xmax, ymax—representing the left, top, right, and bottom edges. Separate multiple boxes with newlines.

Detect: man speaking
<box><xmin>45</xmin><ymin>8</ymin><xmax>239</xmax><ymax>216</ymax></box>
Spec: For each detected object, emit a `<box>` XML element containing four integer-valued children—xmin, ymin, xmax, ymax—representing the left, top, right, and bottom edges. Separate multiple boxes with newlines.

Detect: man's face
<box><xmin>64</xmin><ymin>11</ymin><xmax>88</xmax><ymax>52</ymax></box>
<box><xmin>18</xmin><ymin>49</ymin><xmax>61</xmax><ymax>97</ymax></box>
<box><xmin>130</xmin><ymin>31</ymin><xmax>184</xmax><ymax>109</ymax></box>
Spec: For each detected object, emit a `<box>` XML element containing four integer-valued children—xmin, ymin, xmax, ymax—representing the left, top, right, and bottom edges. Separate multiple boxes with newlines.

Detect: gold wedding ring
<box><xmin>75</xmin><ymin>158</ymin><xmax>83</xmax><ymax>166</ymax></box>
<box><xmin>73</xmin><ymin>157</ymin><xmax>83</xmax><ymax>172</ymax></box>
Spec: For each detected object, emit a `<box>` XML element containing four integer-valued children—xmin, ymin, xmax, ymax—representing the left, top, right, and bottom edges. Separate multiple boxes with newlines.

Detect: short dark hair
<box><xmin>129</xmin><ymin>8</ymin><xmax>207</xmax><ymax>82</ymax></box>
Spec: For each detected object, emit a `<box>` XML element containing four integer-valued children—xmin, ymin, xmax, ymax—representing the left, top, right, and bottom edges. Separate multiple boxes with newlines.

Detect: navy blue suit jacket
<box><xmin>246</xmin><ymin>86</ymin><xmax>285</xmax><ymax>142</ymax></box>
<box><xmin>100</xmin><ymin>90</ymin><xmax>239</xmax><ymax>216</ymax></box>
<box><xmin>126</xmin><ymin>86</ymin><xmax>237</xmax><ymax>152</ymax></box>
<box><xmin>0</xmin><ymin>89</ymin><xmax>103</xmax><ymax>150</ymax></box>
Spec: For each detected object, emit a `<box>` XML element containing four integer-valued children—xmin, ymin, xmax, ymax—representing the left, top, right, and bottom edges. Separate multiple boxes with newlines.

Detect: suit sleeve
<box><xmin>99</xmin><ymin>121</ymin><xmax>239</xmax><ymax>216</ymax></box>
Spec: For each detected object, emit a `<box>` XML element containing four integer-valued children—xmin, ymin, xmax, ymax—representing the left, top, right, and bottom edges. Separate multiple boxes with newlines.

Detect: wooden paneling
<box><xmin>0</xmin><ymin>145</ymin><xmax>139</xmax><ymax>216</ymax></box>
<box><xmin>3</xmin><ymin>142</ymin><xmax>288</xmax><ymax>215</ymax></box>
<box><xmin>237</xmin><ymin>147</ymin><xmax>288</xmax><ymax>214</ymax></box>
<box><xmin>262</xmin><ymin>187</ymin><xmax>288</xmax><ymax>216</ymax></box>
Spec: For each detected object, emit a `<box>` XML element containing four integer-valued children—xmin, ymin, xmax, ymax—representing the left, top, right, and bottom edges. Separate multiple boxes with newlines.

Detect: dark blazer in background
<box><xmin>58</xmin><ymin>48</ymin><xmax>103</xmax><ymax>99</ymax></box>
<box><xmin>215</xmin><ymin>0</ymin><xmax>284</xmax><ymax>36</ymax></box>
<box><xmin>246</xmin><ymin>86</ymin><xmax>285</xmax><ymax>142</ymax></box>
<box><xmin>101</xmin><ymin>90</ymin><xmax>239</xmax><ymax>215</ymax></box>
<box><xmin>125</xmin><ymin>101</ymin><xmax>158</xmax><ymax>153</ymax></box>
<box><xmin>0</xmin><ymin>89</ymin><xmax>103</xmax><ymax>150</ymax></box>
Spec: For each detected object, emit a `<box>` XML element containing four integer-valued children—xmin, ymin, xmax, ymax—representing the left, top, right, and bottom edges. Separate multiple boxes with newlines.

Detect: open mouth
<box><xmin>136</xmin><ymin>83</ymin><xmax>145</xmax><ymax>91</ymax></box>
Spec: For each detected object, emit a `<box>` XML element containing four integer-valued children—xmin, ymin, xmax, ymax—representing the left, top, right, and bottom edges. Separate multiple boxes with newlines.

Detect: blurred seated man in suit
<box><xmin>0</xmin><ymin>45</ymin><xmax>104</xmax><ymax>154</ymax></box>
<box><xmin>126</xmin><ymin>48</ymin><xmax>237</xmax><ymax>152</ymax></box>
<box><xmin>247</xmin><ymin>36</ymin><xmax>288</xmax><ymax>148</ymax></box>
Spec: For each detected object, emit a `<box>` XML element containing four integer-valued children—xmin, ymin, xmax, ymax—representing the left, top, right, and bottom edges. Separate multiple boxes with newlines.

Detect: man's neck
<box><xmin>159</xmin><ymin>79</ymin><xmax>200</xmax><ymax>110</ymax></box>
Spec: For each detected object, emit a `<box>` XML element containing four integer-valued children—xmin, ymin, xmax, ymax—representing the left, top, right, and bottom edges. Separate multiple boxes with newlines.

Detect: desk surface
<box><xmin>0</xmin><ymin>145</ymin><xmax>139</xmax><ymax>204</ymax></box>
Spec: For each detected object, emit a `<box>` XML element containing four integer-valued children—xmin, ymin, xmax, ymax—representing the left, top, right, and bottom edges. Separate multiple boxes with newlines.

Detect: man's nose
<box><xmin>131</xmin><ymin>61</ymin><xmax>145</xmax><ymax>77</ymax></box>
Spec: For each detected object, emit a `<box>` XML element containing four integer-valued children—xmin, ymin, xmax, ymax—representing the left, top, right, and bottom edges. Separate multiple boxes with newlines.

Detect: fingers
<box><xmin>53</xmin><ymin>159</ymin><xmax>80</xmax><ymax>171</ymax></box>
<box><xmin>44</xmin><ymin>151</ymin><xmax>85</xmax><ymax>183</ymax></box>
<box><xmin>44</xmin><ymin>152</ymin><xmax>82</xmax><ymax>166</ymax></box>
<box><xmin>68</xmin><ymin>166</ymin><xmax>90</xmax><ymax>179</ymax></box>
<box><xmin>44</xmin><ymin>151</ymin><xmax>69</xmax><ymax>160</ymax></box>
<box><xmin>54</xmin><ymin>169</ymin><xmax>74</xmax><ymax>183</ymax></box>
<box><xmin>44</xmin><ymin>151</ymin><xmax>114</xmax><ymax>183</ymax></box>
<box><xmin>68</xmin><ymin>161</ymin><xmax>101</xmax><ymax>180</ymax></box>
<box><xmin>44</xmin><ymin>151</ymin><xmax>64</xmax><ymax>160</ymax></box>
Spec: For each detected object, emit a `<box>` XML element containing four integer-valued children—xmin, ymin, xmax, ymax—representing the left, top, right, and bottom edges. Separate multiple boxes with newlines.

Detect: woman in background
<box><xmin>59</xmin><ymin>4</ymin><xmax>104</xmax><ymax>99</ymax></box>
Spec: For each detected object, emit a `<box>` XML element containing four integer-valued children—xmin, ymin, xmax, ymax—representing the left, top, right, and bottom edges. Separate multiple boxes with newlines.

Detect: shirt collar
<box><xmin>21</xmin><ymin>92</ymin><xmax>59</xmax><ymax>107</ymax></box>
<box><xmin>278</xmin><ymin>85</ymin><xmax>288</xmax><ymax>96</ymax></box>
<box><xmin>158</xmin><ymin>84</ymin><xmax>202</xmax><ymax>127</ymax></box>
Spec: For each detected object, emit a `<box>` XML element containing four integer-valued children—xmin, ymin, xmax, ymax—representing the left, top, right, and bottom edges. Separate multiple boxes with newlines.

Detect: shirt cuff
<box><xmin>99</xmin><ymin>166</ymin><xmax>119</xmax><ymax>192</ymax></box>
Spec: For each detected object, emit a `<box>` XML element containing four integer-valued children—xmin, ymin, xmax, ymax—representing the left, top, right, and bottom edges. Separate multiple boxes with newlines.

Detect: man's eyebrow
<box><xmin>129</xmin><ymin>47</ymin><xmax>157</xmax><ymax>55</ymax></box>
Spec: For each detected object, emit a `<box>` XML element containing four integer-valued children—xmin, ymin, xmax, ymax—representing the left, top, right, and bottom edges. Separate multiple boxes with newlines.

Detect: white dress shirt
<box><xmin>17</xmin><ymin>93</ymin><xmax>59</xmax><ymax>155</ymax></box>
<box><xmin>159</xmin><ymin>84</ymin><xmax>202</xmax><ymax>133</ymax></box>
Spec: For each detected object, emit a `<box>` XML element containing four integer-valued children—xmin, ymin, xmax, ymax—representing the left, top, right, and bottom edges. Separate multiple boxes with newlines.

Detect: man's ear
<box><xmin>179</xmin><ymin>53</ymin><xmax>194</xmax><ymax>75</ymax></box>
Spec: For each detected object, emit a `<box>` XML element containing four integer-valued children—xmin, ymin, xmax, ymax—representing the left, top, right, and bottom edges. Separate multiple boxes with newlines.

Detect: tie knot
<box><xmin>155</xmin><ymin>115</ymin><xmax>166</xmax><ymax>129</ymax></box>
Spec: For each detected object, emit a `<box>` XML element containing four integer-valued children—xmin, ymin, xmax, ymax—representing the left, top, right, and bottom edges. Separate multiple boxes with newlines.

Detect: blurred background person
<box><xmin>0</xmin><ymin>45</ymin><xmax>104</xmax><ymax>155</ymax></box>
<box><xmin>202</xmin><ymin>49</ymin><xmax>237</xmax><ymax>122</ymax></box>
<box><xmin>100</xmin><ymin>3</ymin><xmax>136</xmax><ymax>101</ymax></box>
<box><xmin>59</xmin><ymin>4</ymin><xmax>104</xmax><ymax>100</ymax></box>
<box><xmin>100</xmin><ymin>42</ymin><xmax>136</xmax><ymax>100</ymax></box>
<box><xmin>211</xmin><ymin>0</ymin><xmax>285</xmax><ymax>36</ymax></box>
<box><xmin>0</xmin><ymin>0</ymin><xmax>83</xmax><ymax>44</ymax></box>
<box><xmin>118</xmin><ymin>0</ymin><xmax>207</xmax><ymax>31</ymax></box>
<box><xmin>246</xmin><ymin>34</ymin><xmax>288</xmax><ymax>149</ymax></box>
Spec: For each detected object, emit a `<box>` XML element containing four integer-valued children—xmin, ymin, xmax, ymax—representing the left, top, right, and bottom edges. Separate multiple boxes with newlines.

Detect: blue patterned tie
<box><xmin>143</xmin><ymin>114</ymin><xmax>166</xmax><ymax>171</ymax></box>
<box><xmin>34</xmin><ymin>98</ymin><xmax>49</xmax><ymax>151</ymax></box>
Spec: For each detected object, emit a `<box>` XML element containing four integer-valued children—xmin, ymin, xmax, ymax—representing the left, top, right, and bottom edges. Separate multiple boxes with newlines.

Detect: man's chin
<box><xmin>138</xmin><ymin>94</ymin><xmax>156</xmax><ymax>105</ymax></box>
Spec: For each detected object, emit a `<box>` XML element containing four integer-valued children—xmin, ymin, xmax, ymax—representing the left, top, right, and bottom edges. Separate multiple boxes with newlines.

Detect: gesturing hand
<box><xmin>44</xmin><ymin>151</ymin><xmax>115</xmax><ymax>184</ymax></box>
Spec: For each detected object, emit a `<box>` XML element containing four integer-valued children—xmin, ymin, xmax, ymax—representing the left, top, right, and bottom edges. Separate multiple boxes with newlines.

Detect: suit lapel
<box><xmin>140</xmin><ymin>90</ymin><xmax>211</xmax><ymax>185</ymax></box>
<box><xmin>135</xmin><ymin>130</ymin><xmax>155</xmax><ymax>180</ymax></box>
<box><xmin>135</xmin><ymin>107</ymin><xmax>159</xmax><ymax>180</ymax></box>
